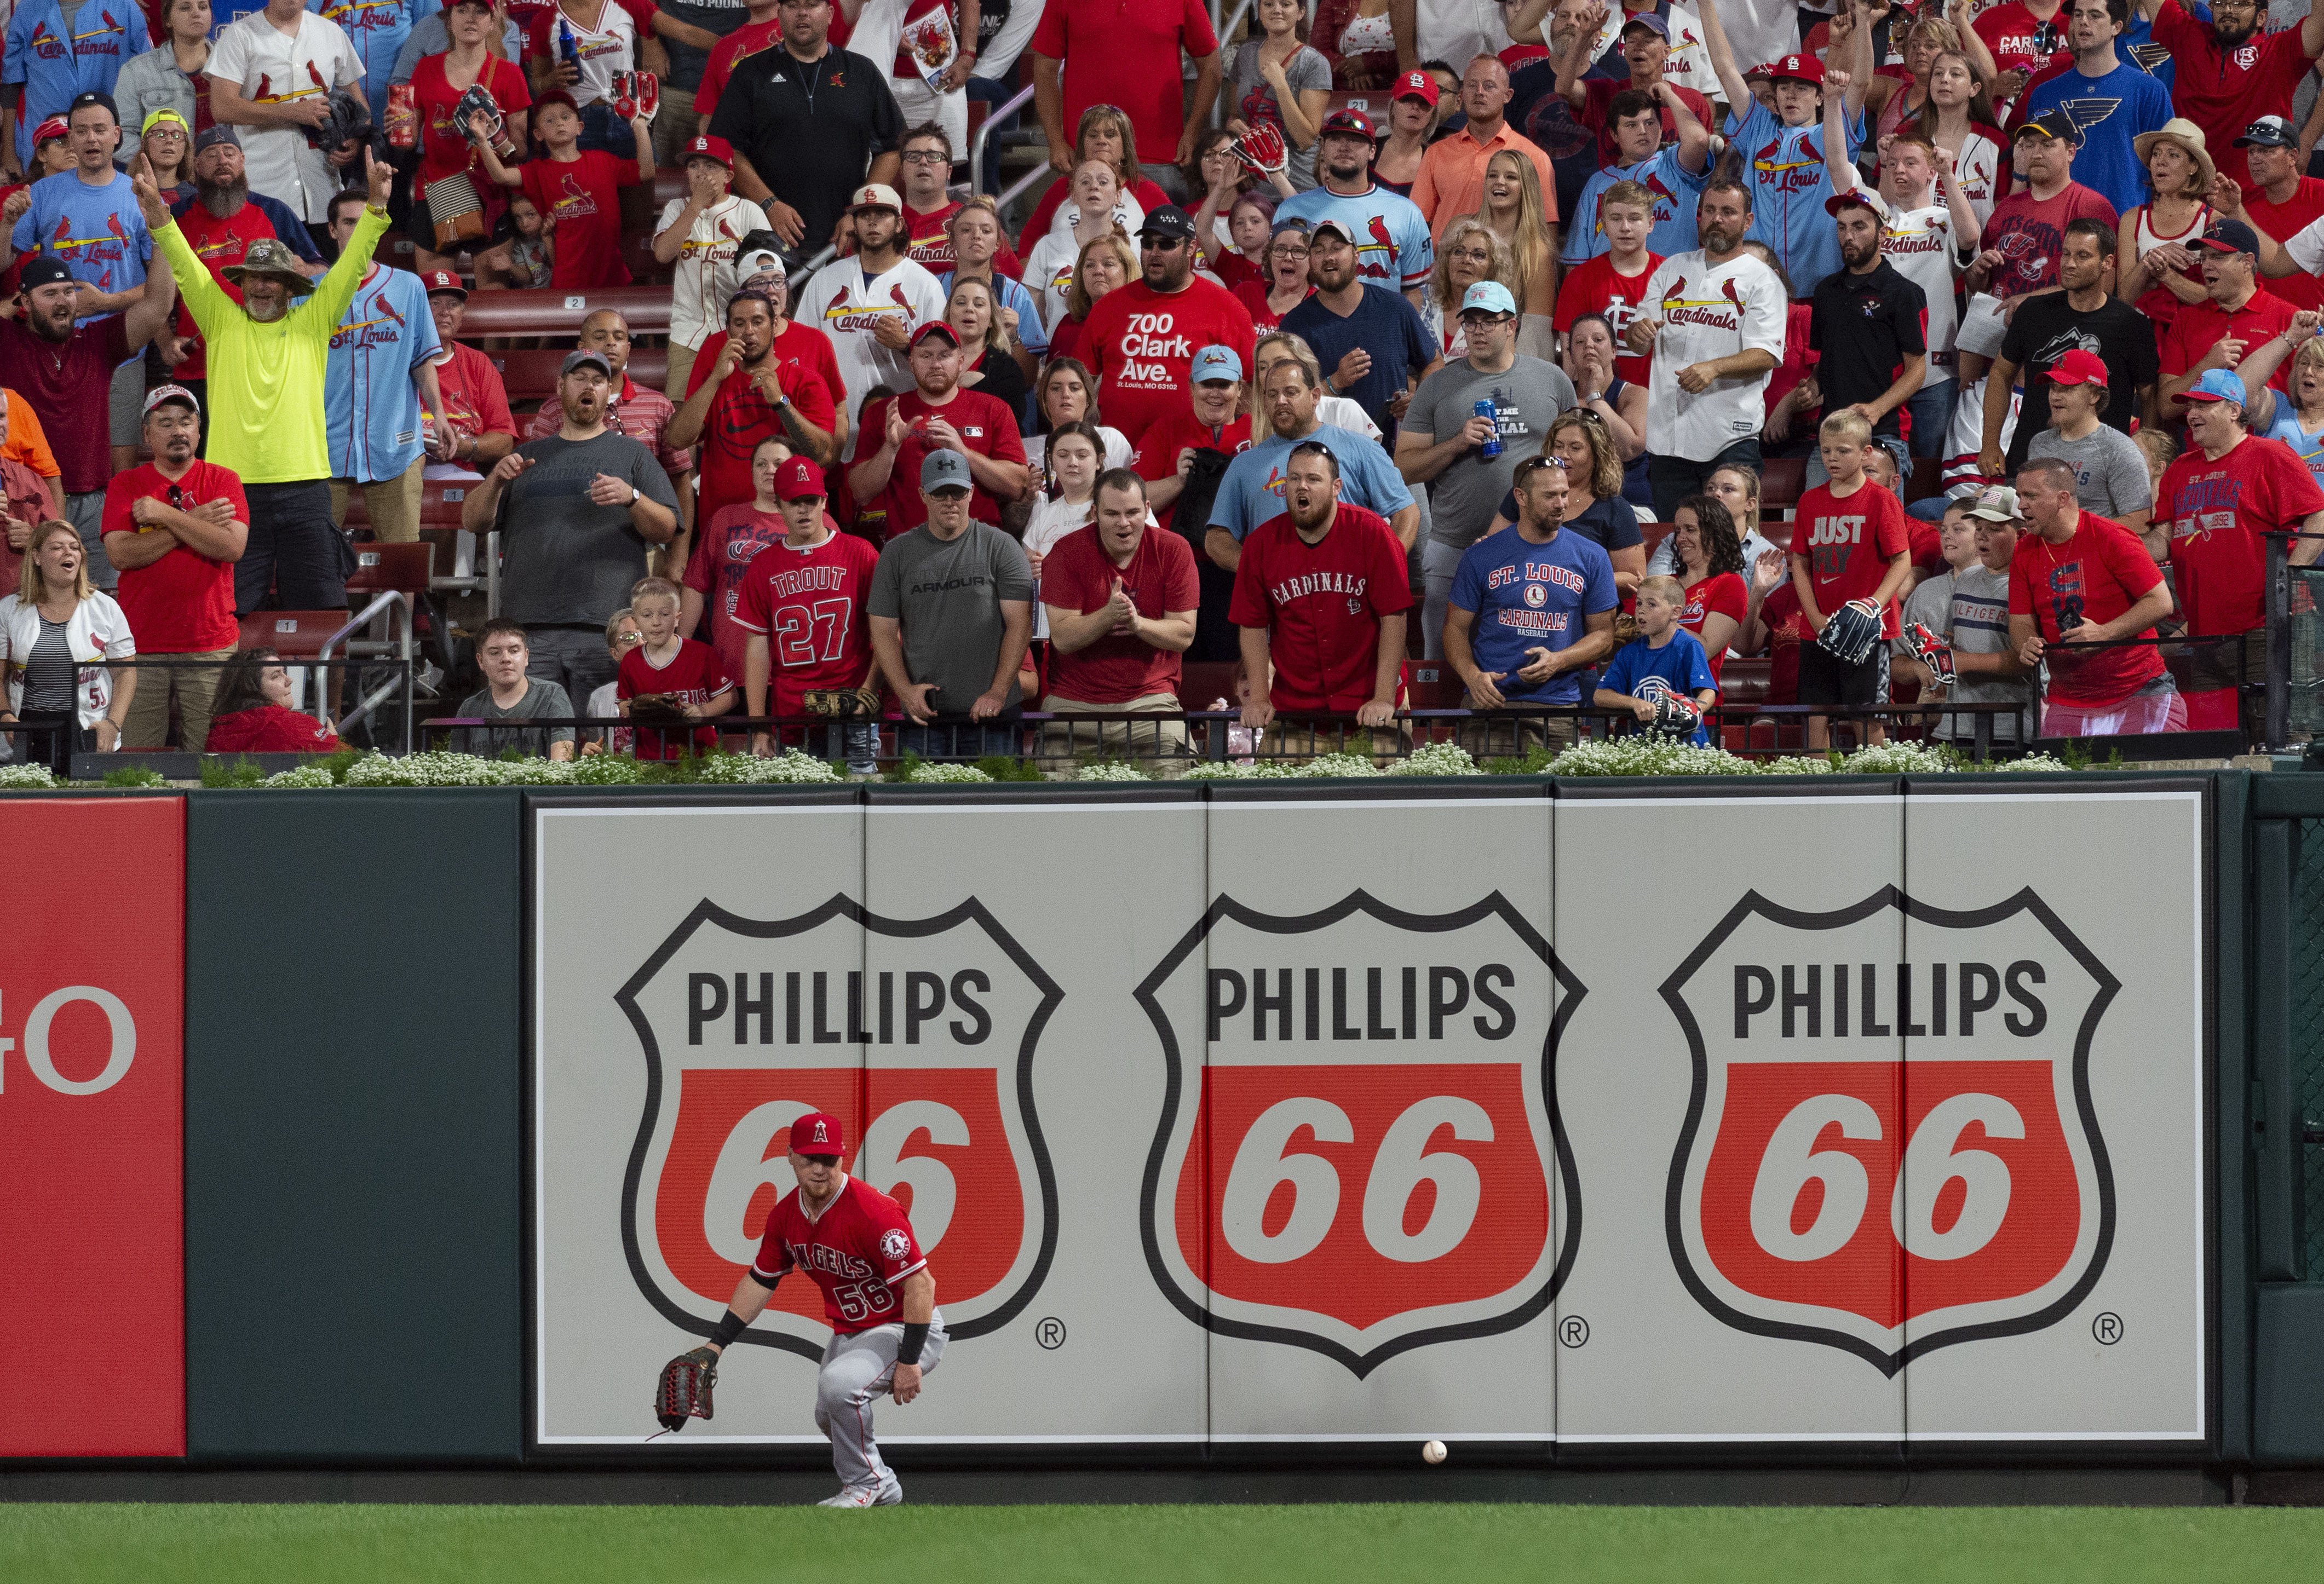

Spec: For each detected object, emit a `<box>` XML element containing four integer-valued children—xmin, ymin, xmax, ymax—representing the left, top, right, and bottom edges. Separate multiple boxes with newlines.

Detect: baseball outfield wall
<box><xmin>11</xmin><ymin>774</ymin><xmax>2324</xmax><ymax>1470</ymax></box>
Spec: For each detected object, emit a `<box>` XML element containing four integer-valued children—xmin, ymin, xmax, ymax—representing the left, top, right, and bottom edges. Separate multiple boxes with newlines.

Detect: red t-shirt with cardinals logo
<box><xmin>751</xmin><ymin>1172</ymin><xmax>929</xmax><ymax>1334</ymax></box>
<box><xmin>2007</xmin><ymin>511</ymin><xmax>2167</xmax><ymax>704</ymax></box>
<box><xmin>1227</xmin><ymin>502</ymin><xmax>1414</xmax><ymax>710</ymax></box>
<box><xmin>1081</xmin><ymin>275</ymin><xmax>1258</xmax><ymax>448</ymax></box>
<box><xmin>895</xmin><ymin>200</ymin><xmax>1025</xmax><ymax>277</ymax></box>
<box><xmin>857</xmin><ymin>385</ymin><xmax>1027</xmax><ymax>535</ymax></box>
<box><xmin>729</xmin><ymin>528</ymin><xmax>882</xmax><ymax>710</ymax></box>
<box><xmin>1678</xmin><ymin>569</ymin><xmax>1745</xmax><ymax>683</ymax></box>
<box><xmin>681</xmin><ymin>350</ymin><xmax>839</xmax><ymax>532</ymax></box>
<box><xmin>1132</xmin><ymin>407</ymin><xmax>1252</xmax><ymax>534</ymax></box>
<box><xmin>1972</xmin><ymin>0</ymin><xmax>2068</xmax><ymax>75</ymax></box>
<box><xmin>522</xmin><ymin>150</ymin><xmax>638</xmax><ymax>289</ymax></box>
<box><xmin>1554</xmin><ymin>250</ymin><xmax>1663</xmax><ymax>387</ymax></box>
<box><xmin>2158</xmin><ymin>434</ymin><xmax>2324</xmax><ymax>636</ymax></box>
<box><xmin>1794</xmin><ymin>479</ymin><xmax>1912</xmax><ymax>637</ymax></box>
<box><xmin>617</xmin><ymin>636</ymin><xmax>736</xmax><ymax>758</ymax></box>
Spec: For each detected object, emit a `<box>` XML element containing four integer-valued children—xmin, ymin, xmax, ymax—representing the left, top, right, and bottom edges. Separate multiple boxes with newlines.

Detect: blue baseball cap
<box><xmin>1459</xmin><ymin>280</ymin><xmax>1517</xmax><ymax>317</ymax></box>
<box><xmin>2183</xmin><ymin>368</ymin><xmax>2250</xmax><ymax>406</ymax></box>
<box><xmin>1192</xmin><ymin>344</ymin><xmax>1242</xmax><ymax>383</ymax></box>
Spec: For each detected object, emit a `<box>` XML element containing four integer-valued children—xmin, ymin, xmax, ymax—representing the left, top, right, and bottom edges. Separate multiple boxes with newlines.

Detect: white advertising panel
<box><xmin>531</xmin><ymin>783</ymin><xmax>2209</xmax><ymax>1450</ymax></box>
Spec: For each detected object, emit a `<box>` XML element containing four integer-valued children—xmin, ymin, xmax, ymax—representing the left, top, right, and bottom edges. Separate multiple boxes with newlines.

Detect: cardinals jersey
<box><xmin>1638</xmin><ymin>249</ymin><xmax>1786</xmax><ymax>463</ymax></box>
<box><xmin>1729</xmin><ymin>97</ymin><xmax>1860</xmax><ymax>298</ymax></box>
<box><xmin>730</xmin><ymin>528</ymin><xmax>882</xmax><ymax>707</ymax></box>
<box><xmin>801</xmin><ymin>252</ymin><xmax>948</xmax><ymax>442</ymax></box>
<box><xmin>658</xmin><ymin>192</ymin><xmax>777</xmax><ymax>348</ymax></box>
<box><xmin>9</xmin><ymin>170</ymin><xmax>151</xmax><ymax>326</ymax></box>
<box><xmin>520</xmin><ymin>0</ymin><xmax>652</xmax><ymax>107</ymax></box>
<box><xmin>1271</xmin><ymin>182</ymin><xmax>1435</xmax><ymax>291</ymax></box>
<box><xmin>751</xmin><ymin>1173</ymin><xmax>930</xmax><ymax>1335</ymax></box>
<box><xmin>1562</xmin><ymin>149</ymin><xmax>1706</xmax><ymax>265</ymax></box>
<box><xmin>1226</xmin><ymin>502</ymin><xmax>1414</xmax><ymax>711</ymax></box>
<box><xmin>209</xmin><ymin>8</ymin><xmax>365</xmax><ymax>221</ymax></box>
<box><xmin>1</xmin><ymin>0</ymin><xmax>149</xmax><ymax>169</ymax></box>
<box><xmin>326</xmin><ymin>263</ymin><xmax>446</xmax><ymax>485</ymax></box>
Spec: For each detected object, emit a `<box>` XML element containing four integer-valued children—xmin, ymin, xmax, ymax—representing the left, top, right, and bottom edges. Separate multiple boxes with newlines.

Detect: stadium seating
<box><xmin>454</xmin><ymin>286</ymin><xmax>675</xmax><ymax>341</ymax></box>
<box><xmin>238</xmin><ymin>610</ymin><xmax>358</xmax><ymax>657</ymax></box>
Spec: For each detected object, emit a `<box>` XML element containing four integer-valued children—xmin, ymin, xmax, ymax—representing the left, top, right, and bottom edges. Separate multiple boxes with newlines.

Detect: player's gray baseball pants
<box><xmin>814</xmin><ymin>1317</ymin><xmax>947</xmax><ymax>1489</ymax></box>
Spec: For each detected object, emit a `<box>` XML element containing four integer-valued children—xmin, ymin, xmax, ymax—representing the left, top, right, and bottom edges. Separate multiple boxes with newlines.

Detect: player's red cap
<box><xmin>774</xmin><ymin>456</ymin><xmax>824</xmax><ymax>501</ymax></box>
<box><xmin>790</xmin><ymin>1112</ymin><xmax>846</xmax><ymax>1154</ymax></box>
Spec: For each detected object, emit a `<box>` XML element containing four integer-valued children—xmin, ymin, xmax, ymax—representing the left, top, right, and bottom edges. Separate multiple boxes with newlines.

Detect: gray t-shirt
<box><xmin>1403</xmin><ymin>354</ymin><xmax>1578</xmax><ymax>555</ymax></box>
<box><xmin>455</xmin><ymin>678</ymin><xmax>576</xmax><ymax>757</ymax></box>
<box><xmin>2026</xmin><ymin>423</ymin><xmax>2152</xmax><ymax>520</ymax></box>
<box><xmin>868</xmin><ymin>523</ymin><xmax>1035</xmax><ymax>716</ymax></box>
<box><xmin>496</xmin><ymin>431</ymin><xmax>681</xmax><ymax>628</ymax></box>
<box><xmin>1229</xmin><ymin>42</ymin><xmax>1333</xmax><ymax>191</ymax></box>
<box><xmin>1907</xmin><ymin>563</ymin><xmax>2029</xmax><ymax>746</ymax></box>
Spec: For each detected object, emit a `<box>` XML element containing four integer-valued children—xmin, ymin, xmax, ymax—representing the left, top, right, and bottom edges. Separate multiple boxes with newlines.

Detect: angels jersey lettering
<box><xmin>752</xmin><ymin>1173</ymin><xmax>928</xmax><ymax>1333</ymax></box>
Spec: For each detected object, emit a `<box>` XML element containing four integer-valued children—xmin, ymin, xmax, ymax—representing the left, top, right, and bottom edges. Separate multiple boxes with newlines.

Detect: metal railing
<box><xmin>319</xmin><ymin>591</ymin><xmax>417</xmax><ymax>746</ymax></box>
<box><xmin>969</xmin><ymin>83</ymin><xmax>1037</xmax><ymax>197</ymax></box>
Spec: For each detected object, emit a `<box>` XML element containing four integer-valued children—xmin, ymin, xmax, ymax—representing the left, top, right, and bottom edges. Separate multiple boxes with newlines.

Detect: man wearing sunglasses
<box><xmin>1082</xmin><ymin>203</ymin><xmax>1256</xmax><ymax>447</ymax></box>
<box><xmin>100</xmin><ymin>384</ymin><xmax>249</xmax><ymax>751</ymax></box>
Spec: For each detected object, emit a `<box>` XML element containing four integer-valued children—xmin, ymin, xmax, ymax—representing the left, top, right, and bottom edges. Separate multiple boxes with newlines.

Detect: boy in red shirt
<box><xmin>619</xmin><ymin>574</ymin><xmax>737</xmax><ymax>757</ymax></box>
<box><xmin>731</xmin><ymin>456</ymin><xmax>881</xmax><ymax>774</ymax></box>
<box><xmin>476</xmin><ymin>90</ymin><xmax>654</xmax><ymax>289</ymax></box>
<box><xmin>1790</xmin><ymin>409</ymin><xmax>1913</xmax><ymax>747</ymax></box>
<box><xmin>1553</xmin><ymin>181</ymin><xmax>1661</xmax><ymax>387</ymax></box>
<box><xmin>1228</xmin><ymin>439</ymin><xmax>1412</xmax><ymax>761</ymax></box>
<box><xmin>2002</xmin><ymin>465</ymin><xmax>2179</xmax><ymax>738</ymax></box>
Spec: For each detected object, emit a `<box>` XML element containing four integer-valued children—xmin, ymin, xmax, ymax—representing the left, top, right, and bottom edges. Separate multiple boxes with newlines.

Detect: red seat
<box><xmin>498</xmin><ymin>346</ymin><xmax>671</xmax><ymax>407</ymax></box>
<box><xmin>452</xmin><ymin>285</ymin><xmax>675</xmax><ymax>341</ymax></box>
<box><xmin>238</xmin><ymin>610</ymin><xmax>352</xmax><ymax>657</ymax></box>
<box><xmin>1761</xmin><ymin>458</ymin><xmax>1807</xmax><ymax>510</ymax></box>
<box><xmin>347</xmin><ymin>542</ymin><xmax>432</xmax><ymax>596</ymax></box>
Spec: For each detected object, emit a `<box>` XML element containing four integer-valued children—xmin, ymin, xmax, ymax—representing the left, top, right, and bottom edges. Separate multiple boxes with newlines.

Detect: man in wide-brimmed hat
<box><xmin>135</xmin><ymin>143</ymin><xmax>394</xmax><ymax>615</ymax></box>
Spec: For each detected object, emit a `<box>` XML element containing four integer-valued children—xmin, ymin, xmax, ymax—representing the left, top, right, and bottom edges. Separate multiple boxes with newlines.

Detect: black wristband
<box><xmin>897</xmin><ymin>1321</ymin><xmax>929</xmax><ymax>1366</ymax></box>
<box><xmin>710</xmin><ymin>1309</ymin><xmax>749</xmax><ymax>1348</ymax></box>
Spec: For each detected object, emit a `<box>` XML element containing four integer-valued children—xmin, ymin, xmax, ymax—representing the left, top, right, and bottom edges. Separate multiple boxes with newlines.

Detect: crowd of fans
<box><xmin>3</xmin><ymin>0</ymin><xmax>2324</xmax><ymax>773</ymax></box>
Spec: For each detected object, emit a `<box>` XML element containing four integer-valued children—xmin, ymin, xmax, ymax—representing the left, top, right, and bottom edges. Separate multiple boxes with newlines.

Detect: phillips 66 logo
<box><xmin>1663</xmin><ymin>887</ymin><xmax>2116</xmax><ymax>1374</ymax></box>
<box><xmin>616</xmin><ymin>897</ymin><xmax>1060</xmax><ymax>1357</ymax></box>
<box><xmin>1135</xmin><ymin>892</ymin><xmax>1583</xmax><ymax>1376</ymax></box>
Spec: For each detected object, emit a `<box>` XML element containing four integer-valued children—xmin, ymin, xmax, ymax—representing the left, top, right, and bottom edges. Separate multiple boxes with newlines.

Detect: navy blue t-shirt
<box><xmin>1281</xmin><ymin>283</ymin><xmax>1435</xmax><ymax>443</ymax></box>
<box><xmin>1600</xmin><ymin>629</ymin><xmax>1718</xmax><ymax>744</ymax></box>
<box><xmin>1449</xmin><ymin>525</ymin><xmax>1618</xmax><ymax>704</ymax></box>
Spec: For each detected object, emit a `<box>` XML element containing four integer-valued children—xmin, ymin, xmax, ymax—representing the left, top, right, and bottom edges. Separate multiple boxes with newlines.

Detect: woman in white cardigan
<box><xmin>1</xmin><ymin>521</ymin><xmax>136</xmax><ymax>773</ymax></box>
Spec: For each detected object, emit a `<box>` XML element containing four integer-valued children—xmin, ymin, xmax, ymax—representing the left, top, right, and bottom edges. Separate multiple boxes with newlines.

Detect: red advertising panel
<box><xmin>0</xmin><ymin>798</ymin><xmax>184</xmax><ymax>1455</ymax></box>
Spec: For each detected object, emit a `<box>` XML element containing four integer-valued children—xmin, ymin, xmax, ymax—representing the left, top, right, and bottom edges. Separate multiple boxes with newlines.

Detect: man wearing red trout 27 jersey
<box><xmin>669</xmin><ymin>1112</ymin><xmax>942</xmax><ymax>1507</ymax></box>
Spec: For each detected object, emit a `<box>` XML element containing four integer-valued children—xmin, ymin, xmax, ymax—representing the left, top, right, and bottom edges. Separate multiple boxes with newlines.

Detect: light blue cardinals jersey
<box><xmin>1563</xmin><ymin>148</ymin><xmax>1709</xmax><ymax>263</ymax></box>
<box><xmin>326</xmin><ymin>263</ymin><xmax>444</xmax><ymax>483</ymax></box>
<box><xmin>1271</xmin><ymin>182</ymin><xmax>1435</xmax><ymax>291</ymax></box>
<box><xmin>309</xmin><ymin>0</ymin><xmax>421</xmax><ymax>118</ymax></box>
<box><xmin>1728</xmin><ymin>98</ymin><xmax>1860</xmax><ymax>300</ymax></box>
<box><xmin>0</xmin><ymin>0</ymin><xmax>148</xmax><ymax>167</ymax></box>
<box><xmin>11</xmin><ymin>168</ymin><xmax>150</xmax><ymax>326</ymax></box>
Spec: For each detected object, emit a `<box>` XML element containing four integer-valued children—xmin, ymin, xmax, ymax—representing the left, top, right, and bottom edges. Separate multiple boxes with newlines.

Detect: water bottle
<box><xmin>558</xmin><ymin>17</ymin><xmax>579</xmax><ymax>68</ymax></box>
<box><xmin>1475</xmin><ymin>398</ymin><xmax>1502</xmax><ymax>460</ymax></box>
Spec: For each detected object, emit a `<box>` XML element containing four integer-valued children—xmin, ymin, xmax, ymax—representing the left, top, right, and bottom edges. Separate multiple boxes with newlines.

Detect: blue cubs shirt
<box><xmin>13</xmin><ymin>169</ymin><xmax>151</xmax><ymax>325</ymax></box>
<box><xmin>1271</xmin><ymin>182</ymin><xmax>1436</xmax><ymax>291</ymax></box>
<box><xmin>0</xmin><ymin>0</ymin><xmax>147</xmax><ymax>168</ymax></box>
<box><xmin>1563</xmin><ymin>147</ymin><xmax>1709</xmax><ymax>263</ymax></box>
<box><xmin>1598</xmin><ymin>629</ymin><xmax>1718</xmax><ymax>742</ymax></box>
<box><xmin>326</xmin><ymin>263</ymin><xmax>446</xmax><ymax>483</ymax></box>
<box><xmin>1448</xmin><ymin>525</ymin><xmax>1618</xmax><ymax>704</ymax></box>
<box><xmin>2021</xmin><ymin>61</ymin><xmax>2172</xmax><ymax>216</ymax></box>
<box><xmin>1727</xmin><ymin>98</ymin><xmax>1860</xmax><ymax>299</ymax></box>
<box><xmin>1210</xmin><ymin>424</ymin><xmax>1416</xmax><ymax>542</ymax></box>
<box><xmin>310</xmin><ymin>0</ymin><xmax>422</xmax><ymax>117</ymax></box>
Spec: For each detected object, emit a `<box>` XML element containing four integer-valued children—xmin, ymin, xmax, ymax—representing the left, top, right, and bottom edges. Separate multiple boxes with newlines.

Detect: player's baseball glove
<box><xmin>655</xmin><ymin>1345</ymin><xmax>717</xmax><ymax>1433</ymax></box>
<box><xmin>1904</xmin><ymin>621</ymin><xmax>1955</xmax><ymax>686</ymax></box>
<box><xmin>1233</xmin><ymin>123</ymin><xmax>1287</xmax><ymax>178</ymax></box>
<box><xmin>1816</xmin><ymin>597</ymin><xmax>1884</xmax><ymax>666</ymax></box>
<box><xmin>803</xmin><ymin>685</ymin><xmax>881</xmax><ymax>719</ymax></box>
<box><xmin>625</xmin><ymin>692</ymin><xmax>691</xmax><ymax>726</ymax></box>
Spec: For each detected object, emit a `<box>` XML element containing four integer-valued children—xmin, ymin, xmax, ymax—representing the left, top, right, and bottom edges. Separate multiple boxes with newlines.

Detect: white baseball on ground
<box><xmin>1422</xmin><ymin>1439</ymin><xmax>1447</xmax><ymax>1465</ymax></box>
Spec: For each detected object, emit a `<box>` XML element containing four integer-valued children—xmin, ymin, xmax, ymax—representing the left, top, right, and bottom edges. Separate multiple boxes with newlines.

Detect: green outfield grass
<box><xmin>4</xmin><ymin>1502</ymin><xmax>2323</xmax><ymax>1584</ymax></box>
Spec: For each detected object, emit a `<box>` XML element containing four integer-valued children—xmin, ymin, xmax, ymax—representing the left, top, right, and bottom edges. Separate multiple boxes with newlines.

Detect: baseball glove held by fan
<box><xmin>1234</xmin><ymin>123</ymin><xmax>1287</xmax><ymax>177</ymax></box>
<box><xmin>1816</xmin><ymin>598</ymin><xmax>1884</xmax><ymax>666</ymax></box>
<box><xmin>1904</xmin><ymin>621</ymin><xmax>1955</xmax><ymax>685</ymax></box>
<box><xmin>655</xmin><ymin>1346</ymin><xmax>717</xmax><ymax>1433</ymax></box>
<box><xmin>803</xmin><ymin>686</ymin><xmax>880</xmax><ymax>718</ymax></box>
<box><xmin>1649</xmin><ymin>693</ymin><xmax>1702</xmax><ymax>739</ymax></box>
<box><xmin>454</xmin><ymin>84</ymin><xmax>519</xmax><ymax>162</ymax></box>
<box><xmin>625</xmin><ymin>692</ymin><xmax>692</xmax><ymax>726</ymax></box>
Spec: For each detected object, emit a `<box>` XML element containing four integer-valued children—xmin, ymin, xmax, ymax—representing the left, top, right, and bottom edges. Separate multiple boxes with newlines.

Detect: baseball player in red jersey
<box><xmin>678</xmin><ymin>1112</ymin><xmax>942</xmax><ymax>1506</ymax></box>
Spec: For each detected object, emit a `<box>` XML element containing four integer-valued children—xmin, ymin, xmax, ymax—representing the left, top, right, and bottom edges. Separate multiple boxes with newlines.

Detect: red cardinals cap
<box><xmin>421</xmin><ymin>268</ymin><xmax>467</xmax><ymax>298</ymax></box>
<box><xmin>910</xmin><ymin>319</ymin><xmax>961</xmax><ymax>347</ymax></box>
<box><xmin>2049</xmin><ymin>348</ymin><xmax>2109</xmax><ymax>389</ymax></box>
<box><xmin>683</xmin><ymin>133</ymin><xmax>734</xmax><ymax>169</ymax></box>
<box><xmin>31</xmin><ymin>114</ymin><xmax>68</xmax><ymax>147</ymax></box>
<box><xmin>774</xmin><ymin>456</ymin><xmax>824</xmax><ymax>500</ymax></box>
<box><xmin>533</xmin><ymin>89</ymin><xmax>582</xmax><ymax>120</ymax></box>
<box><xmin>1769</xmin><ymin>53</ymin><xmax>1825</xmax><ymax>84</ymax></box>
<box><xmin>1320</xmin><ymin>107</ymin><xmax>1377</xmax><ymax>140</ymax></box>
<box><xmin>790</xmin><ymin>1112</ymin><xmax>846</xmax><ymax>1155</ymax></box>
<box><xmin>1394</xmin><ymin>69</ymin><xmax>1439</xmax><ymax>105</ymax></box>
<box><xmin>849</xmin><ymin>182</ymin><xmax>902</xmax><ymax>212</ymax></box>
